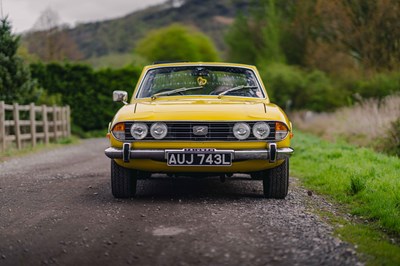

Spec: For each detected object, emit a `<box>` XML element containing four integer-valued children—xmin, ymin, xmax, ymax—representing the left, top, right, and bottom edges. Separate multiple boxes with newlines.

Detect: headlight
<box><xmin>112</xmin><ymin>123</ymin><xmax>126</xmax><ymax>141</ymax></box>
<box><xmin>130</xmin><ymin>123</ymin><xmax>148</xmax><ymax>140</ymax></box>
<box><xmin>233</xmin><ymin>123</ymin><xmax>251</xmax><ymax>140</ymax></box>
<box><xmin>150</xmin><ymin>122</ymin><xmax>168</xmax><ymax>139</ymax></box>
<box><xmin>275</xmin><ymin>122</ymin><xmax>289</xmax><ymax>140</ymax></box>
<box><xmin>252</xmin><ymin>122</ymin><xmax>270</xmax><ymax>140</ymax></box>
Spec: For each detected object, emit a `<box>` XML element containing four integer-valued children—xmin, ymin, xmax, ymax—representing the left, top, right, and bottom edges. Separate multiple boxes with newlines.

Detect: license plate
<box><xmin>166</xmin><ymin>149</ymin><xmax>232</xmax><ymax>166</ymax></box>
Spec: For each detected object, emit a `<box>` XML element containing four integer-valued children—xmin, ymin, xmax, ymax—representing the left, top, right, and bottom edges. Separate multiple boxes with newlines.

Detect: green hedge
<box><xmin>30</xmin><ymin>63</ymin><xmax>141</xmax><ymax>132</ymax></box>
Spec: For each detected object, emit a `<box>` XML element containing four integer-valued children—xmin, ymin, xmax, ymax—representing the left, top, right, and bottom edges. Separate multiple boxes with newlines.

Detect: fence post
<box><xmin>61</xmin><ymin>107</ymin><xmax>66</xmax><ymax>137</ymax></box>
<box><xmin>30</xmin><ymin>103</ymin><xmax>36</xmax><ymax>147</ymax></box>
<box><xmin>13</xmin><ymin>103</ymin><xmax>22</xmax><ymax>150</ymax></box>
<box><xmin>42</xmin><ymin>105</ymin><xmax>49</xmax><ymax>145</ymax></box>
<box><xmin>0</xmin><ymin>101</ymin><xmax>5</xmax><ymax>152</ymax></box>
<box><xmin>60</xmin><ymin>107</ymin><xmax>64</xmax><ymax>137</ymax></box>
<box><xmin>53</xmin><ymin>105</ymin><xmax>58</xmax><ymax>141</ymax></box>
<box><xmin>66</xmin><ymin>105</ymin><xmax>71</xmax><ymax>137</ymax></box>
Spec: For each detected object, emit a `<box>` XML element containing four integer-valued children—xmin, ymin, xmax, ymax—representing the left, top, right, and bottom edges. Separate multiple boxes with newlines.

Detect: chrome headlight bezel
<box><xmin>252</xmin><ymin>122</ymin><xmax>271</xmax><ymax>140</ymax></box>
<box><xmin>233</xmin><ymin>122</ymin><xmax>251</xmax><ymax>140</ymax></box>
<box><xmin>130</xmin><ymin>123</ymin><xmax>148</xmax><ymax>140</ymax></box>
<box><xmin>150</xmin><ymin>122</ymin><xmax>168</xmax><ymax>140</ymax></box>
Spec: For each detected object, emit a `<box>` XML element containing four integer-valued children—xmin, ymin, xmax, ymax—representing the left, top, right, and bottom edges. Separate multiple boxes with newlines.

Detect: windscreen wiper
<box><xmin>151</xmin><ymin>86</ymin><xmax>203</xmax><ymax>100</ymax></box>
<box><xmin>217</xmin><ymin>85</ymin><xmax>258</xmax><ymax>98</ymax></box>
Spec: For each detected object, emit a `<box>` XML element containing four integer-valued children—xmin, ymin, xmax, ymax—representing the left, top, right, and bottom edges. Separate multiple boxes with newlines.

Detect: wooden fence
<box><xmin>0</xmin><ymin>101</ymin><xmax>71</xmax><ymax>152</ymax></box>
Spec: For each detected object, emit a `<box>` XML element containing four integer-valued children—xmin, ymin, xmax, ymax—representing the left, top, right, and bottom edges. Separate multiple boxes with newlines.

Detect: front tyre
<box><xmin>111</xmin><ymin>160</ymin><xmax>137</xmax><ymax>198</ymax></box>
<box><xmin>263</xmin><ymin>158</ymin><xmax>289</xmax><ymax>199</ymax></box>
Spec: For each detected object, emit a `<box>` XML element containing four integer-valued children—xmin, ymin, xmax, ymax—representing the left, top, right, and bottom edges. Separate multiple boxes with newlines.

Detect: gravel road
<box><xmin>0</xmin><ymin>139</ymin><xmax>362</xmax><ymax>265</ymax></box>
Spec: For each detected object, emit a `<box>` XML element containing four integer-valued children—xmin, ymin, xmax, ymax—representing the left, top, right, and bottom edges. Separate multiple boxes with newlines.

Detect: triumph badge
<box><xmin>193</xmin><ymin>125</ymin><xmax>208</xmax><ymax>136</ymax></box>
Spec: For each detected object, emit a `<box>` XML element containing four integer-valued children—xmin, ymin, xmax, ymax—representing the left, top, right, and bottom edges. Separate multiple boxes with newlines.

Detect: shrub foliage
<box><xmin>30</xmin><ymin>63</ymin><xmax>141</xmax><ymax>132</ymax></box>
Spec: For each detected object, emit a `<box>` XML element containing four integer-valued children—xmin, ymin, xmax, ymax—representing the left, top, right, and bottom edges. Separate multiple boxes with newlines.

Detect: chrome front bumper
<box><xmin>104</xmin><ymin>143</ymin><xmax>294</xmax><ymax>163</ymax></box>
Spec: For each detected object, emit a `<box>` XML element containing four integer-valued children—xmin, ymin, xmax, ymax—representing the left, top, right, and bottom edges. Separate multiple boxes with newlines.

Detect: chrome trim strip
<box><xmin>105</xmin><ymin>147</ymin><xmax>294</xmax><ymax>161</ymax></box>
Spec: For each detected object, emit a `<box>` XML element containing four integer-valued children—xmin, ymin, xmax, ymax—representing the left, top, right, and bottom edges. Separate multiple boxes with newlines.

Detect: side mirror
<box><xmin>113</xmin><ymin>91</ymin><xmax>128</xmax><ymax>104</ymax></box>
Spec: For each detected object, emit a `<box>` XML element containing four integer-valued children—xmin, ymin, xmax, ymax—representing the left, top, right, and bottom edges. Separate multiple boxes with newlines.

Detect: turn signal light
<box><xmin>275</xmin><ymin>122</ymin><xmax>289</xmax><ymax>141</ymax></box>
<box><xmin>112</xmin><ymin>123</ymin><xmax>126</xmax><ymax>140</ymax></box>
<box><xmin>113</xmin><ymin>123</ymin><xmax>125</xmax><ymax>131</ymax></box>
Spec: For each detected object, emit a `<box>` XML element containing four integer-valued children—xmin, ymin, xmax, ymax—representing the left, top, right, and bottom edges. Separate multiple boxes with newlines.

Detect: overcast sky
<box><xmin>1</xmin><ymin>0</ymin><xmax>166</xmax><ymax>33</ymax></box>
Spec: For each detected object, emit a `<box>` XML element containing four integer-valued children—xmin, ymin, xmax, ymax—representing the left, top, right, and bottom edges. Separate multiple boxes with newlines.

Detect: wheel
<box><xmin>111</xmin><ymin>160</ymin><xmax>137</xmax><ymax>198</ymax></box>
<box><xmin>262</xmin><ymin>158</ymin><xmax>289</xmax><ymax>199</ymax></box>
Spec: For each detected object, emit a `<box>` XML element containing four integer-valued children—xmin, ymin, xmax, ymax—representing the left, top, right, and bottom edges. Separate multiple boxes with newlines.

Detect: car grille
<box><xmin>124</xmin><ymin>121</ymin><xmax>277</xmax><ymax>141</ymax></box>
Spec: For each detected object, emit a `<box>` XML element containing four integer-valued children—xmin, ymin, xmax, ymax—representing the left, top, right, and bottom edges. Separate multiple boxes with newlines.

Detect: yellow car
<box><xmin>105</xmin><ymin>62</ymin><xmax>294</xmax><ymax>198</ymax></box>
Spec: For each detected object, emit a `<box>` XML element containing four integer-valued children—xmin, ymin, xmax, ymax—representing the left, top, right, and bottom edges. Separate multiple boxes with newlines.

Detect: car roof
<box><xmin>143</xmin><ymin>62</ymin><xmax>258</xmax><ymax>71</ymax></box>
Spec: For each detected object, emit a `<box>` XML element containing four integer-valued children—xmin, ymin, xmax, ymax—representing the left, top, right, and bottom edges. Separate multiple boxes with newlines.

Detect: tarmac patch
<box><xmin>152</xmin><ymin>226</ymin><xmax>187</xmax><ymax>236</ymax></box>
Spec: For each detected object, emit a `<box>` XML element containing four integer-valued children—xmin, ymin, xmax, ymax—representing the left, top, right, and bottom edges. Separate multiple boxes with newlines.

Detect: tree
<box><xmin>0</xmin><ymin>18</ymin><xmax>34</xmax><ymax>103</ymax></box>
<box><xmin>225</xmin><ymin>0</ymin><xmax>287</xmax><ymax>66</ymax></box>
<box><xmin>26</xmin><ymin>7</ymin><xmax>82</xmax><ymax>62</ymax></box>
<box><xmin>307</xmin><ymin>0</ymin><xmax>400</xmax><ymax>72</ymax></box>
<box><xmin>260</xmin><ymin>0</ymin><xmax>285</xmax><ymax>64</ymax></box>
<box><xmin>134</xmin><ymin>24</ymin><xmax>220</xmax><ymax>62</ymax></box>
<box><xmin>225</xmin><ymin>14</ymin><xmax>259</xmax><ymax>64</ymax></box>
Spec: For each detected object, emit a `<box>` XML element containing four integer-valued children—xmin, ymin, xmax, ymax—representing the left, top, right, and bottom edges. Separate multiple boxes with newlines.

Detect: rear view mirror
<box><xmin>113</xmin><ymin>91</ymin><xmax>128</xmax><ymax>104</ymax></box>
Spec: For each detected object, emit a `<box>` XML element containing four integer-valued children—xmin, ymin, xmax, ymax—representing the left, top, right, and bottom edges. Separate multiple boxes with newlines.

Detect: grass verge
<box><xmin>0</xmin><ymin>136</ymin><xmax>80</xmax><ymax>162</ymax></box>
<box><xmin>291</xmin><ymin>131</ymin><xmax>400</xmax><ymax>265</ymax></box>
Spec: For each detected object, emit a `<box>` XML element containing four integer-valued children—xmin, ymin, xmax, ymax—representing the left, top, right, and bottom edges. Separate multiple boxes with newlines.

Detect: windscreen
<box><xmin>136</xmin><ymin>66</ymin><xmax>264</xmax><ymax>98</ymax></box>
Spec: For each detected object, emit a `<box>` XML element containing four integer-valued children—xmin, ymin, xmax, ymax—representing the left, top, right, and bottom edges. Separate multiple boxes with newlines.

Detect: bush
<box><xmin>135</xmin><ymin>24</ymin><xmax>220</xmax><ymax>62</ymax></box>
<box><xmin>261</xmin><ymin>64</ymin><xmax>347</xmax><ymax>111</ymax></box>
<box><xmin>355</xmin><ymin>72</ymin><xmax>400</xmax><ymax>99</ymax></box>
<box><xmin>30</xmin><ymin>63</ymin><xmax>141</xmax><ymax>132</ymax></box>
<box><xmin>302</xmin><ymin>70</ymin><xmax>347</xmax><ymax>111</ymax></box>
<box><xmin>261</xmin><ymin>63</ymin><xmax>303</xmax><ymax>109</ymax></box>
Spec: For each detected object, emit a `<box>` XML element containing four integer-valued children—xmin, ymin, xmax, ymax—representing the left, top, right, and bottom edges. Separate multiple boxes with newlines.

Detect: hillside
<box><xmin>24</xmin><ymin>0</ymin><xmax>251</xmax><ymax>61</ymax></box>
